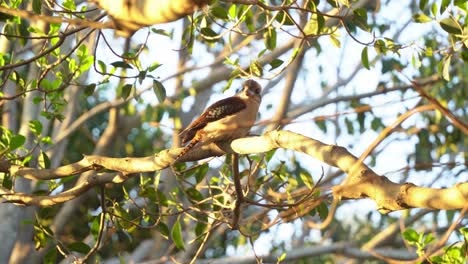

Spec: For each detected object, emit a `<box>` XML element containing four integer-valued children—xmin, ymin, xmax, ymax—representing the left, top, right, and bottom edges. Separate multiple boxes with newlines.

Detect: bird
<box><xmin>176</xmin><ymin>79</ymin><xmax>262</xmax><ymax>161</ymax></box>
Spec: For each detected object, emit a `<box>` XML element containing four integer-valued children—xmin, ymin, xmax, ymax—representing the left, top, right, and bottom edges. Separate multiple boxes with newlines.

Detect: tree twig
<box><xmin>412</xmin><ymin>81</ymin><xmax>468</xmax><ymax>134</ymax></box>
<box><xmin>231</xmin><ymin>153</ymin><xmax>243</xmax><ymax>230</ymax></box>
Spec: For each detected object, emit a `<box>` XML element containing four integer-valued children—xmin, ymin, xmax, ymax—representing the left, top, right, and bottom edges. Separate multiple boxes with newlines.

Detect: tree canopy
<box><xmin>0</xmin><ymin>0</ymin><xmax>467</xmax><ymax>263</ymax></box>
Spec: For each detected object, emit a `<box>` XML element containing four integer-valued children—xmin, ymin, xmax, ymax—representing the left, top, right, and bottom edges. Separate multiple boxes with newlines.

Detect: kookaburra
<box><xmin>177</xmin><ymin>79</ymin><xmax>262</xmax><ymax>160</ymax></box>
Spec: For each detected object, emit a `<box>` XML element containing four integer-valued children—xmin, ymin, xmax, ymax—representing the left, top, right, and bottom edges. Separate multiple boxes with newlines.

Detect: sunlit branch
<box><xmin>197</xmin><ymin>243</ymin><xmax>418</xmax><ymax>263</ymax></box>
<box><xmin>1</xmin><ymin>131</ymin><xmax>466</xmax><ymax>212</ymax></box>
<box><xmin>0</xmin><ymin>172</ymin><xmax>127</xmax><ymax>206</ymax></box>
<box><xmin>412</xmin><ymin>81</ymin><xmax>468</xmax><ymax>134</ymax></box>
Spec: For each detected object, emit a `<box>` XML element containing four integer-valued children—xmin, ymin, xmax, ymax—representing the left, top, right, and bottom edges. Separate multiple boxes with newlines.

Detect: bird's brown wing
<box><xmin>179</xmin><ymin>96</ymin><xmax>246</xmax><ymax>145</ymax></box>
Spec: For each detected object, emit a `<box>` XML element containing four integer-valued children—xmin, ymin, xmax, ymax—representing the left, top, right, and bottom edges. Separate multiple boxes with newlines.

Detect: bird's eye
<box><xmin>255</xmin><ymin>88</ymin><xmax>260</xmax><ymax>94</ymax></box>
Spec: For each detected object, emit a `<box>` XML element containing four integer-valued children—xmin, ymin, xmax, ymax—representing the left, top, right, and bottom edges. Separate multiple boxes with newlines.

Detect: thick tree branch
<box><xmin>1</xmin><ymin>131</ymin><xmax>466</xmax><ymax>211</ymax></box>
<box><xmin>197</xmin><ymin>243</ymin><xmax>418</xmax><ymax>263</ymax></box>
<box><xmin>231</xmin><ymin>131</ymin><xmax>468</xmax><ymax>212</ymax></box>
<box><xmin>91</xmin><ymin>0</ymin><xmax>208</xmax><ymax>36</ymax></box>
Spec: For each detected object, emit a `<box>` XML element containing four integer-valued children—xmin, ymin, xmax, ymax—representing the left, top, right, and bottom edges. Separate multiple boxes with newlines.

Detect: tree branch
<box><xmin>231</xmin><ymin>131</ymin><xmax>468</xmax><ymax>213</ymax></box>
<box><xmin>412</xmin><ymin>81</ymin><xmax>468</xmax><ymax>134</ymax></box>
<box><xmin>91</xmin><ymin>0</ymin><xmax>208</xmax><ymax>36</ymax></box>
<box><xmin>2</xmin><ymin>131</ymin><xmax>466</xmax><ymax>211</ymax></box>
<box><xmin>197</xmin><ymin>243</ymin><xmax>418</xmax><ymax>263</ymax></box>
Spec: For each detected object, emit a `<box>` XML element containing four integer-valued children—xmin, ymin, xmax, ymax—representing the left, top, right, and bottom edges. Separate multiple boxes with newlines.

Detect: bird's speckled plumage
<box><xmin>177</xmin><ymin>79</ymin><xmax>262</xmax><ymax>160</ymax></box>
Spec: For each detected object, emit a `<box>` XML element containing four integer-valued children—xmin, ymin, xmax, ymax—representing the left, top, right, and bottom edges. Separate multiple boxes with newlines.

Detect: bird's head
<box><xmin>239</xmin><ymin>79</ymin><xmax>262</xmax><ymax>104</ymax></box>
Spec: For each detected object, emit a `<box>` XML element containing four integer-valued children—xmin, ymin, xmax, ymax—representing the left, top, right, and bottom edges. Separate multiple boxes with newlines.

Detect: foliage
<box><xmin>0</xmin><ymin>0</ymin><xmax>466</xmax><ymax>263</ymax></box>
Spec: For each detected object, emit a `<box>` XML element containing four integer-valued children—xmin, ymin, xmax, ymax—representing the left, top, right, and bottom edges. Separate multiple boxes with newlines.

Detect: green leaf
<box><xmin>84</xmin><ymin>83</ymin><xmax>96</xmax><ymax>96</ymax></box>
<box><xmin>91</xmin><ymin>215</ymin><xmax>101</xmax><ymax>240</ymax></box>
<box><xmin>10</xmin><ymin>134</ymin><xmax>25</xmax><ymax>150</ymax></box>
<box><xmin>32</xmin><ymin>0</ymin><xmax>42</xmax><ymax>14</ymax></box>
<box><xmin>111</xmin><ymin>61</ymin><xmax>133</xmax><ymax>69</ymax></box>
<box><xmin>454</xmin><ymin>0</ymin><xmax>467</xmax><ymax>10</ymax></box>
<box><xmin>440</xmin><ymin>55</ymin><xmax>451</xmax><ymax>81</ymax></box>
<box><xmin>195</xmin><ymin>163</ymin><xmax>209</xmax><ymax>184</ymax></box>
<box><xmin>244</xmin><ymin>9</ymin><xmax>255</xmax><ymax>32</ymax></box>
<box><xmin>413</xmin><ymin>13</ymin><xmax>432</xmax><ymax>23</ymax></box>
<box><xmin>68</xmin><ymin>242</ymin><xmax>91</xmax><ymax>254</ymax></box>
<box><xmin>2</xmin><ymin>172</ymin><xmax>12</xmax><ymax>189</ymax></box>
<box><xmin>326</xmin><ymin>0</ymin><xmax>339</xmax><ymax>8</ymax></box>
<box><xmin>153</xmin><ymin>80</ymin><xmax>166</xmax><ymax>103</ymax></box>
<box><xmin>249</xmin><ymin>61</ymin><xmax>263</xmax><ymax>77</ymax></box>
<box><xmin>156</xmin><ymin>222</ymin><xmax>170</xmax><ymax>239</ymax></box>
<box><xmin>304</xmin><ymin>17</ymin><xmax>318</xmax><ymax>35</ymax></box>
<box><xmin>403</xmin><ymin>228</ymin><xmax>419</xmax><ymax>243</ymax></box>
<box><xmin>316</xmin><ymin>120</ymin><xmax>327</xmax><ymax>133</ymax></box>
<box><xmin>440</xmin><ymin>0</ymin><xmax>450</xmax><ymax>14</ymax></box>
<box><xmin>352</xmin><ymin>8</ymin><xmax>369</xmax><ymax>31</ymax></box>
<box><xmin>156</xmin><ymin>189</ymin><xmax>168</xmax><ymax>206</ymax></box>
<box><xmin>425</xmin><ymin>47</ymin><xmax>433</xmax><ymax>57</ymax></box>
<box><xmin>38</xmin><ymin>151</ymin><xmax>51</xmax><ymax>169</ymax></box>
<box><xmin>171</xmin><ymin>219</ymin><xmax>185</xmax><ymax>250</ymax></box>
<box><xmin>148</xmin><ymin>62</ymin><xmax>162</xmax><ymax>72</ymax></box>
<box><xmin>200</xmin><ymin>27</ymin><xmax>217</xmax><ymax>38</ymax></box>
<box><xmin>357</xmin><ymin>112</ymin><xmax>366</xmax><ymax>133</ymax></box>
<box><xmin>269</xmin><ymin>59</ymin><xmax>283</xmax><ymax>70</ymax></box>
<box><xmin>186</xmin><ymin>188</ymin><xmax>203</xmax><ymax>202</ymax></box>
<box><xmin>412</xmin><ymin>53</ymin><xmax>421</xmax><ymax>68</ymax></box>
<box><xmin>431</xmin><ymin>2</ymin><xmax>438</xmax><ymax>16</ymax></box>
<box><xmin>344</xmin><ymin>117</ymin><xmax>354</xmax><ymax>134</ymax></box>
<box><xmin>138</xmin><ymin>70</ymin><xmax>147</xmax><ymax>84</ymax></box>
<box><xmin>275</xmin><ymin>11</ymin><xmax>294</xmax><ymax>25</ymax></box>
<box><xmin>317</xmin><ymin>202</ymin><xmax>328</xmax><ymax>220</ymax></box>
<box><xmin>151</xmin><ymin>28</ymin><xmax>172</xmax><ymax>38</ymax></box>
<box><xmin>439</xmin><ymin>17</ymin><xmax>462</xmax><ymax>35</ymax></box>
<box><xmin>98</xmin><ymin>60</ymin><xmax>107</xmax><ymax>73</ymax></box>
<box><xmin>374</xmin><ymin>39</ymin><xmax>387</xmax><ymax>55</ymax></box>
<box><xmin>63</xmin><ymin>0</ymin><xmax>76</xmax><ymax>11</ymax></box>
<box><xmin>329</xmin><ymin>34</ymin><xmax>341</xmax><ymax>48</ymax></box>
<box><xmin>361</xmin><ymin>47</ymin><xmax>370</xmax><ymax>69</ymax></box>
<box><xmin>278</xmin><ymin>252</ymin><xmax>287</xmax><ymax>262</ymax></box>
<box><xmin>419</xmin><ymin>0</ymin><xmax>428</xmax><ymax>10</ymax></box>
<box><xmin>228</xmin><ymin>4</ymin><xmax>237</xmax><ymax>19</ymax></box>
<box><xmin>0</xmin><ymin>12</ymin><xmax>14</xmax><ymax>21</ymax></box>
<box><xmin>371</xmin><ymin>117</ymin><xmax>383</xmax><ymax>131</ymax></box>
<box><xmin>381</xmin><ymin>58</ymin><xmax>403</xmax><ymax>73</ymax></box>
<box><xmin>43</xmin><ymin>248</ymin><xmax>57</xmax><ymax>264</ymax></box>
<box><xmin>195</xmin><ymin>222</ymin><xmax>207</xmax><ymax>238</ymax></box>
<box><xmin>29</xmin><ymin>120</ymin><xmax>43</xmax><ymax>136</ymax></box>
<box><xmin>423</xmin><ymin>233</ymin><xmax>435</xmax><ymax>245</ymax></box>
<box><xmin>211</xmin><ymin>6</ymin><xmax>229</xmax><ymax>20</ymax></box>
<box><xmin>264</xmin><ymin>27</ymin><xmax>277</xmax><ymax>50</ymax></box>
<box><xmin>120</xmin><ymin>84</ymin><xmax>133</xmax><ymax>99</ymax></box>
<box><xmin>299</xmin><ymin>171</ymin><xmax>314</xmax><ymax>189</ymax></box>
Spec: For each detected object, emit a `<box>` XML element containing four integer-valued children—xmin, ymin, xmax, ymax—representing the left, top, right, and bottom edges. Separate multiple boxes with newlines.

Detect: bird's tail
<box><xmin>175</xmin><ymin>137</ymin><xmax>200</xmax><ymax>161</ymax></box>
